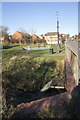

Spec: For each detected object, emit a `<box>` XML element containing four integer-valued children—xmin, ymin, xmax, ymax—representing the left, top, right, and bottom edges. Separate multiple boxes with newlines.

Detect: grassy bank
<box><xmin>2</xmin><ymin>44</ymin><xmax>66</xmax><ymax>119</ymax></box>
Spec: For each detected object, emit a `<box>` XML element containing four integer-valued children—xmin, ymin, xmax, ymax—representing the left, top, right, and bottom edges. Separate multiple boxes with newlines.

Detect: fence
<box><xmin>66</xmin><ymin>40</ymin><xmax>80</xmax><ymax>86</ymax></box>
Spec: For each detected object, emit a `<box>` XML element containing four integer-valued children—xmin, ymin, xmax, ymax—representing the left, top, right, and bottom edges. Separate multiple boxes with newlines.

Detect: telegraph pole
<box><xmin>55</xmin><ymin>12</ymin><xmax>60</xmax><ymax>53</ymax></box>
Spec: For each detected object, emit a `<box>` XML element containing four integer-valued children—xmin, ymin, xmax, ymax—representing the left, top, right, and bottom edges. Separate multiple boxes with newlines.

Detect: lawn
<box><xmin>2</xmin><ymin>51</ymin><xmax>65</xmax><ymax>91</ymax></box>
<box><xmin>23</xmin><ymin>44</ymin><xmax>65</xmax><ymax>55</ymax></box>
<box><xmin>2</xmin><ymin>43</ymin><xmax>65</xmax><ymax>94</ymax></box>
<box><xmin>2</xmin><ymin>43</ymin><xmax>66</xmax><ymax>119</ymax></box>
<box><xmin>2</xmin><ymin>43</ymin><xmax>65</xmax><ymax>54</ymax></box>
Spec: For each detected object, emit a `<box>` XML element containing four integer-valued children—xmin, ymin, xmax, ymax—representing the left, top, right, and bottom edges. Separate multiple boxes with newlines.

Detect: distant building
<box><xmin>12</xmin><ymin>31</ymin><xmax>31</xmax><ymax>40</ymax></box>
<box><xmin>74</xmin><ymin>34</ymin><xmax>80</xmax><ymax>42</ymax></box>
<box><xmin>44</xmin><ymin>32</ymin><xmax>59</xmax><ymax>44</ymax></box>
<box><xmin>60</xmin><ymin>34</ymin><xmax>70</xmax><ymax>40</ymax></box>
<box><xmin>32</xmin><ymin>34</ymin><xmax>40</xmax><ymax>40</ymax></box>
<box><xmin>69</xmin><ymin>34</ymin><xmax>80</xmax><ymax>42</ymax></box>
<box><xmin>11</xmin><ymin>31</ymin><xmax>31</xmax><ymax>44</ymax></box>
<box><xmin>31</xmin><ymin>34</ymin><xmax>41</xmax><ymax>44</ymax></box>
<box><xmin>60</xmin><ymin>34</ymin><xmax>70</xmax><ymax>44</ymax></box>
<box><xmin>38</xmin><ymin>34</ymin><xmax>44</xmax><ymax>39</ymax></box>
<box><xmin>0</xmin><ymin>36</ymin><xmax>4</xmax><ymax>44</ymax></box>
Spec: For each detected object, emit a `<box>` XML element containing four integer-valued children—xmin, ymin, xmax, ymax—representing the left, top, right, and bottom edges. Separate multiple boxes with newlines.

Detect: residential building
<box><xmin>70</xmin><ymin>35</ymin><xmax>79</xmax><ymax>41</ymax></box>
<box><xmin>31</xmin><ymin>34</ymin><xmax>41</xmax><ymax>44</ymax></box>
<box><xmin>44</xmin><ymin>32</ymin><xmax>59</xmax><ymax>44</ymax></box>
<box><xmin>38</xmin><ymin>34</ymin><xmax>44</xmax><ymax>39</ymax></box>
<box><xmin>12</xmin><ymin>31</ymin><xmax>31</xmax><ymax>40</ymax></box>
<box><xmin>32</xmin><ymin>34</ymin><xmax>40</xmax><ymax>40</ymax></box>
<box><xmin>60</xmin><ymin>34</ymin><xmax>70</xmax><ymax>44</ymax></box>
<box><xmin>12</xmin><ymin>31</ymin><xmax>31</xmax><ymax>42</ymax></box>
<box><xmin>0</xmin><ymin>36</ymin><xmax>4</xmax><ymax>44</ymax></box>
<box><xmin>74</xmin><ymin>34</ymin><xmax>80</xmax><ymax>42</ymax></box>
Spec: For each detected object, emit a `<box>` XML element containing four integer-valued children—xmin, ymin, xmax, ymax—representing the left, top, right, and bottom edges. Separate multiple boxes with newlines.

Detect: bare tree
<box><xmin>0</xmin><ymin>26</ymin><xmax>9</xmax><ymax>44</ymax></box>
<box><xmin>29</xmin><ymin>28</ymin><xmax>37</xmax><ymax>44</ymax></box>
<box><xmin>18</xmin><ymin>27</ymin><xmax>27</xmax><ymax>33</ymax></box>
<box><xmin>18</xmin><ymin>27</ymin><xmax>31</xmax><ymax>45</ymax></box>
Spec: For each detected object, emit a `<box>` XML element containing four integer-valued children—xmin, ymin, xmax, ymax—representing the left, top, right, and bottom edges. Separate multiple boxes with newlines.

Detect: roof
<box><xmin>45</xmin><ymin>32</ymin><xmax>58</xmax><ymax>36</ymax></box>
<box><xmin>16</xmin><ymin>31</ymin><xmax>30</xmax><ymax>37</ymax></box>
<box><xmin>32</xmin><ymin>34</ymin><xmax>40</xmax><ymax>38</ymax></box>
<box><xmin>32</xmin><ymin>34</ymin><xmax>38</xmax><ymax>37</ymax></box>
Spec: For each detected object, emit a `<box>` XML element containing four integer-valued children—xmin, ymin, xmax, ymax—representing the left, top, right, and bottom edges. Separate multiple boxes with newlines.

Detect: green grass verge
<box><xmin>2</xmin><ymin>44</ymin><xmax>66</xmax><ymax>119</ymax></box>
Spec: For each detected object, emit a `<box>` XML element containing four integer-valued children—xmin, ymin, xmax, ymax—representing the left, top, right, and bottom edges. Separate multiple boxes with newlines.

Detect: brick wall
<box><xmin>12</xmin><ymin>32</ymin><xmax>22</xmax><ymax>40</ymax></box>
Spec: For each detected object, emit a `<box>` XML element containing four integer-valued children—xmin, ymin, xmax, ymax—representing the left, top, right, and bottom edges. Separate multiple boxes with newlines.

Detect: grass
<box><xmin>24</xmin><ymin>44</ymin><xmax>65</xmax><ymax>55</ymax></box>
<box><xmin>2</xmin><ymin>43</ymin><xmax>79</xmax><ymax>120</ymax></box>
<box><xmin>2</xmin><ymin>43</ymin><xmax>66</xmax><ymax>119</ymax></box>
<box><xmin>2</xmin><ymin>43</ymin><xmax>65</xmax><ymax>95</ymax></box>
<box><xmin>2</xmin><ymin>43</ymin><xmax>65</xmax><ymax>54</ymax></box>
<box><xmin>3</xmin><ymin>55</ymin><xmax>65</xmax><ymax>90</ymax></box>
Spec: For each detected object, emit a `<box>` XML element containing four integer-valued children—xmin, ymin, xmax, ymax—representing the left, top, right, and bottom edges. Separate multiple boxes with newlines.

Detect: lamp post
<box><xmin>54</xmin><ymin>12</ymin><xmax>60</xmax><ymax>53</ymax></box>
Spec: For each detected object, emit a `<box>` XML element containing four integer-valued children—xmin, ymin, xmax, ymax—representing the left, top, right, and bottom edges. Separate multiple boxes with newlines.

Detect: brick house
<box><xmin>38</xmin><ymin>35</ymin><xmax>44</xmax><ymax>40</ymax></box>
<box><xmin>31</xmin><ymin>34</ymin><xmax>40</xmax><ymax>44</ymax></box>
<box><xmin>32</xmin><ymin>34</ymin><xmax>40</xmax><ymax>40</ymax></box>
<box><xmin>12</xmin><ymin>31</ymin><xmax>31</xmax><ymax>43</ymax></box>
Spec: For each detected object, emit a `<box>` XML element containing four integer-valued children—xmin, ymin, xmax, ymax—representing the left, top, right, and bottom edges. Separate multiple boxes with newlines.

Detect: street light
<box><xmin>54</xmin><ymin>12</ymin><xmax>60</xmax><ymax>53</ymax></box>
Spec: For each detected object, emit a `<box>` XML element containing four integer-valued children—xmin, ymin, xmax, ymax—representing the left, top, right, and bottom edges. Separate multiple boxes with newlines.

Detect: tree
<box><xmin>18</xmin><ymin>28</ymin><xmax>31</xmax><ymax>45</ymax></box>
<box><xmin>61</xmin><ymin>38</ymin><xmax>65</xmax><ymax>44</ymax></box>
<box><xmin>18</xmin><ymin>27</ymin><xmax>27</xmax><ymax>34</ymax></box>
<box><xmin>29</xmin><ymin>28</ymin><xmax>37</xmax><ymax>44</ymax></box>
<box><xmin>0</xmin><ymin>26</ymin><xmax>9</xmax><ymax>44</ymax></box>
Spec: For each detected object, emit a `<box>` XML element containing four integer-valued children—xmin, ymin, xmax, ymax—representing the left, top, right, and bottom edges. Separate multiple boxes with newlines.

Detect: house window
<box><xmin>22</xmin><ymin>35</ymin><xmax>24</xmax><ymax>38</ymax></box>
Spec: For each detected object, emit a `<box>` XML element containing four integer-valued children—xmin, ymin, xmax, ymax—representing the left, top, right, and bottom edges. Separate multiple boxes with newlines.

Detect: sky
<box><xmin>0</xmin><ymin>2</ymin><xmax>2</xmax><ymax>25</ymax></box>
<box><xmin>2</xmin><ymin>2</ymin><xmax>78</xmax><ymax>36</ymax></box>
<box><xmin>78</xmin><ymin>1</ymin><xmax>80</xmax><ymax>33</ymax></box>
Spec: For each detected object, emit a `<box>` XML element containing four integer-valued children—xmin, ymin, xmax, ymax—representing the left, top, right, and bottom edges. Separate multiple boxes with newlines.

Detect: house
<box><xmin>74</xmin><ymin>34</ymin><xmax>80</xmax><ymax>42</ymax></box>
<box><xmin>31</xmin><ymin>34</ymin><xmax>41</xmax><ymax>44</ymax></box>
<box><xmin>70</xmin><ymin>35</ymin><xmax>79</xmax><ymax>41</ymax></box>
<box><xmin>44</xmin><ymin>32</ymin><xmax>59</xmax><ymax>44</ymax></box>
<box><xmin>38</xmin><ymin>34</ymin><xmax>44</xmax><ymax>39</ymax></box>
<box><xmin>12</xmin><ymin>31</ymin><xmax>31</xmax><ymax>43</ymax></box>
<box><xmin>60</xmin><ymin>34</ymin><xmax>70</xmax><ymax>40</ymax></box>
<box><xmin>32</xmin><ymin>34</ymin><xmax>40</xmax><ymax>40</ymax></box>
<box><xmin>0</xmin><ymin>36</ymin><xmax>4</xmax><ymax>44</ymax></box>
<box><xmin>12</xmin><ymin>31</ymin><xmax>31</xmax><ymax>40</ymax></box>
<box><xmin>60</xmin><ymin>34</ymin><xmax>70</xmax><ymax>44</ymax></box>
<box><xmin>0</xmin><ymin>34</ymin><xmax>9</xmax><ymax>44</ymax></box>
